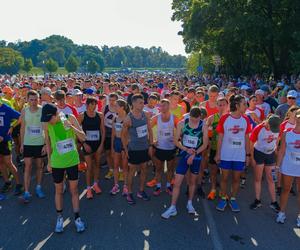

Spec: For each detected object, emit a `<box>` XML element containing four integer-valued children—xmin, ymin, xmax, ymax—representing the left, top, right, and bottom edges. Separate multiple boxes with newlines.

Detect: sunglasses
<box><xmin>288</xmin><ymin>97</ymin><xmax>296</xmax><ymax>100</ymax></box>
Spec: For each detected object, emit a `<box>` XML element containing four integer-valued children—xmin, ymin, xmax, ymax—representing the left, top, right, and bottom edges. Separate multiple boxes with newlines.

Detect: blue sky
<box><xmin>0</xmin><ymin>0</ymin><xmax>186</xmax><ymax>55</ymax></box>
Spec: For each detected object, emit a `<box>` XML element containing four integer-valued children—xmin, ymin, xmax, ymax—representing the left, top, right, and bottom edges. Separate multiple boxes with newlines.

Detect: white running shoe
<box><xmin>75</xmin><ymin>217</ymin><xmax>85</xmax><ymax>233</ymax></box>
<box><xmin>186</xmin><ymin>203</ymin><xmax>196</xmax><ymax>214</ymax></box>
<box><xmin>296</xmin><ymin>216</ymin><xmax>300</xmax><ymax>228</ymax></box>
<box><xmin>54</xmin><ymin>216</ymin><xmax>64</xmax><ymax>233</ymax></box>
<box><xmin>161</xmin><ymin>206</ymin><xmax>177</xmax><ymax>219</ymax></box>
<box><xmin>276</xmin><ymin>212</ymin><xmax>286</xmax><ymax>224</ymax></box>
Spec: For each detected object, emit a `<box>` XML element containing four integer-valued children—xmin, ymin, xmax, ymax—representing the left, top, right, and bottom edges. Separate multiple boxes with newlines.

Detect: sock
<box><xmin>57</xmin><ymin>209</ymin><xmax>63</xmax><ymax>217</ymax></box>
<box><xmin>74</xmin><ymin>212</ymin><xmax>80</xmax><ymax>220</ymax></box>
<box><xmin>187</xmin><ymin>200</ymin><xmax>192</xmax><ymax>206</ymax></box>
<box><xmin>156</xmin><ymin>183</ymin><xmax>161</xmax><ymax>188</ymax></box>
<box><xmin>24</xmin><ymin>191</ymin><xmax>30</xmax><ymax>195</ymax></box>
<box><xmin>170</xmin><ymin>205</ymin><xmax>176</xmax><ymax>210</ymax></box>
<box><xmin>166</xmin><ymin>182</ymin><xmax>171</xmax><ymax>188</ymax></box>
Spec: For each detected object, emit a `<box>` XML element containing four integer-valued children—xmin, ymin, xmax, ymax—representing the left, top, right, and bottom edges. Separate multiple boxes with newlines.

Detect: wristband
<box><xmin>246</xmin><ymin>154</ymin><xmax>251</xmax><ymax>157</ymax></box>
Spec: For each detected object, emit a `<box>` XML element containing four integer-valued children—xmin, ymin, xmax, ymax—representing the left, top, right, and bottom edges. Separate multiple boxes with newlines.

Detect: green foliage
<box><xmin>172</xmin><ymin>0</ymin><xmax>300</xmax><ymax>77</ymax></box>
<box><xmin>45</xmin><ymin>58</ymin><xmax>58</xmax><ymax>73</ymax></box>
<box><xmin>65</xmin><ymin>55</ymin><xmax>79</xmax><ymax>73</ymax></box>
<box><xmin>23</xmin><ymin>58</ymin><xmax>33</xmax><ymax>72</ymax></box>
<box><xmin>0</xmin><ymin>48</ymin><xmax>24</xmax><ymax>74</ymax></box>
<box><xmin>87</xmin><ymin>59</ymin><xmax>99</xmax><ymax>74</ymax></box>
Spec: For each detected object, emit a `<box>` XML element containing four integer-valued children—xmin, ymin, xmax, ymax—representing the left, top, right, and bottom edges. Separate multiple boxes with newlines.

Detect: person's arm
<box><xmin>146</xmin><ymin>112</ymin><xmax>154</xmax><ymax>147</ymax></box>
<box><xmin>43</xmin><ymin>123</ymin><xmax>52</xmax><ymax>171</ymax></box>
<box><xmin>277</xmin><ymin>132</ymin><xmax>286</xmax><ymax>167</ymax></box>
<box><xmin>150</xmin><ymin>114</ymin><xmax>158</xmax><ymax>129</ymax></box>
<box><xmin>111</xmin><ymin>119</ymin><xmax>116</xmax><ymax>152</ymax></box>
<box><xmin>121</xmin><ymin>116</ymin><xmax>131</xmax><ymax>158</ymax></box>
<box><xmin>196</xmin><ymin>122</ymin><xmax>208</xmax><ymax>155</ymax></box>
<box><xmin>100</xmin><ymin>113</ymin><xmax>105</xmax><ymax>149</ymax></box>
<box><xmin>19</xmin><ymin>109</ymin><xmax>26</xmax><ymax>153</ymax></box>
<box><xmin>68</xmin><ymin>114</ymin><xmax>86</xmax><ymax>142</ymax></box>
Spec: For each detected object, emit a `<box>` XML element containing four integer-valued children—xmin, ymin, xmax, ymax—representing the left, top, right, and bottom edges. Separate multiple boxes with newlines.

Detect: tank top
<box><xmin>205</xmin><ymin>102</ymin><xmax>218</xmax><ymax>117</ymax></box>
<box><xmin>48</xmin><ymin>119</ymin><xmax>79</xmax><ymax>168</ymax></box>
<box><xmin>181</xmin><ymin>118</ymin><xmax>203</xmax><ymax>150</ymax></box>
<box><xmin>157</xmin><ymin>114</ymin><xmax>175</xmax><ymax>150</ymax></box>
<box><xmin>104</xmin><ymin>105</ymin><xmax>116</xmax><ymax>137</ymax></box>
<box><xmin>24</xmin><ymin>106</ymin><xmax>45</xmax><ymax>146</ymax></box>
<box><xmin>128</xmin><ymin>111</ymin><xmax>149</xmax><ymax>151</ymax></box>
<box><xmin>82</xmin><ymin>112</ymin><xmax>101</xmax><ymax>143</ymax></box>
<box><xmin>114</xmin><ymin>117</ymin><xmax>124</xmax><ymax>138</ymax></box>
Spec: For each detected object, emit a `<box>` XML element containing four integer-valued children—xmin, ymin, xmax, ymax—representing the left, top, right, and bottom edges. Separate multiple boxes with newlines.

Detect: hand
<box><xmin>47</xmin><ymin>163</ymin><xmax>52</xmax><ymax>173</ymax></box>
<box><xmin>20</xmin><ymin>145</ymin><xmax>24</xmax><ymax>154</ymax></box>
<box><xmin>7</xmin><ymin>127</ymin><xmax>13</xmax><ymax>136</ymax></box>
<box><xmin>83</xmin><ymin>143</ymin><xmax>92</xmax><ymax>153</ymax></box>
<box><xmin>124</xmin><ymin>150</ymin><xmax>129</xmax><ymax>159</ymax></box>
<box><xmin>41</xmin><ymin>145</ymin><xmax>47</xmax><ymax>155</ymax></box>
<box><xmin>214</xmin><ymin>154</ymin><xmax>220</xmax><ymax>164</ymax></box>
<box><xmin>186</xmin><ymin>148</ymin><xmax>195</xmax><ymax>155</ymax></box>
<box><xmin>63</xmin><ymin>119</ymin><xmax>72</xmax><ymax>129</ymax></box>
<box><xmin>187</xmin><ymin>154</ymin><xmax>195</xmax><ymax>165</ymax></box>
<box><xmin>0</xmin><ymin>136</ymin><xmax>3</xmax><ymax>143</ymax></box>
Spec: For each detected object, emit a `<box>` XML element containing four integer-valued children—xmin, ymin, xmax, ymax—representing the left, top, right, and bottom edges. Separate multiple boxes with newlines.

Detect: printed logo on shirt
<box><xmin>229</xmin><ymin>125</ymin><xmax>244</xmax><ymax>134</ymax></box>
<box><xmin>289</xmin><ymin>140</ymin><xmax>300</xmax><ymax>149</ymax></box>
<box><xmin>264</xmin><ymin>135</ymin><xmax>276</xmax><ymax>143</ymax></box>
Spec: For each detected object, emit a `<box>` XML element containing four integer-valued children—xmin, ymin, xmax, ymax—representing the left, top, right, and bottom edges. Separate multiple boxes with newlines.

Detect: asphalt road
<box><xmin>0</xmin><ymin>160</ymin><xmax>300</xmax><ymax>250</ymax></box>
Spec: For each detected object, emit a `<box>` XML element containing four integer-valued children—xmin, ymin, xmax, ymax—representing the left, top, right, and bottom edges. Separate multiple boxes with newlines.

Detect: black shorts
<box><xmin>209</xmin><ymin>149</ymin><xmax>217</xmax><ymax>165</ymax></box>
<box><xmin>52</xmin><ymin>165</ymin><xmax>78</xmax><ymax>184</ymax></box>
<box><xmin>0</xmin><ymin>141</ymin><xmax>12</xmax><ymax>156</ymax></box>
<box><xmin>128</xmin><ymin>149</ymin><xmax>150</xmax><ymax>165</ymax></box>
<box><xmin>83</xmin><ymin>142</ymin><xmax>101</xmax><ymax>156</ymax></box>
<box><xmin>12</xmin><ymin>124</ymin><xmax>21</xmax><ymax>138</ymax></box>
<box><xmin>23</xmin><ymin>145</ymin><xmax>45</xmax><ymax>158</ymax></box>
<box><xmin>155</xmin><ymin>148</ymin><xmax>176</xmax><ymax>162</ymax></box>
<box><xmin>254</xmin><ymin>148</ymin><xmax>276</xmax><ymax>166</ymax></box>
<box><xmin>104</xmin><ymin>137</ymin><xmax>112</xmax><ymax>151</ymax></box>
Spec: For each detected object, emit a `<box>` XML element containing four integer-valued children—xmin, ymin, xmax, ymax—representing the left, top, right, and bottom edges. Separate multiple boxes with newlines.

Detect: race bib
<box><xmin>105</xmin><ymin>119</ymin><xmax>113</xmax><ymax>128</ymax></box>
<box><xmin>229</xmin><ymin>137</ymin><xmax>242</xmax><ymax>149</ymax></box>
<box><xmin>160</xmin><ymin>129</ymin><xmax>172</xmax><ymax>139</ymax></box>
<box><xmin>291</xmin><ymin>152</ymin><xmax>300</xmax><ymax>165</ymax></box>
<box><xmin>56</xmin><ymin>138</ymin><xmax>75</xmax><ymax>155</ymax></box>
<box><xmin>136</xmin><ymin>125</ymin><xmax>148</xmax><ymax>138</ymax></box>
<box><xmin>27</xmin><ymin>126</ymin><xmax>42</xmax><ymax>136</ymax></box>
<box><xmin>0</xmin><ymin>116</ymin><xmax>3</xmax><ymax>126</ymax></box>
<box><xmin>86</xmin><ymin>130</ymin><xmax>100</xmax><ymax>141</ymax></box>
<box><xmin>183</xmin><ymin>134</ymin><xmax>198</xmax><ymax>148</ymax></box>
<box><xmin>115</xmin><ymin>123</ymin><xmax>123</xmax><ymax>132</ymax></box>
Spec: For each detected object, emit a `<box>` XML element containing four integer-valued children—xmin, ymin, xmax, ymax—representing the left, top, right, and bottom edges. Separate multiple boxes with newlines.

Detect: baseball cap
<box><xmin>287</xmin><ymin>90</ymin><xmax>297</xmax><ymax>98</ymax></box>
<box><xmin>267</xmin><ymin>115</ymin><xmax>281</xmax><ymax>133</ymax></box>
<box><xmin>73</xmin><ymin>89</ymin><xmax>83</xmax><ymax>96</ymax></box>
<box><xmin>255</xmin><ymin>89</ymin><xmax>264</xmax><ymax>96</ymax></box>
<box><xmin>241</xmin><ymin>85</ymin><xmax>250</xmax><ymax>90</ymax></box>
<box><xmin>84</xmin><ymin>88</ymin><xmax>94</xmax><ymax>95</ymax></box>
<box><xmin>41</xmin><ymin>104</ymin><xmax>58</xmax><ymax>122</ymax></box>
<box><xmin>260</xmin><ymin>85</ymin><xmax>270</xmax><ymax>93</ymax></box>
<box><xmin>40</xmin><ymin>87</ymin><xmax>53</xmax><ymax>97</ymax></box>
<box><xmin>277</xmin><ymin>82</ymin><xmax>284</xmax><ymax>87</ymax></box>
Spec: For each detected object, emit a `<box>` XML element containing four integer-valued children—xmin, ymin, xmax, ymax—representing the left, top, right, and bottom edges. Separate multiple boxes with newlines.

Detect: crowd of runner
<box><xmin>1</xmin><ymin>73</ymin><xmax>300</xmax><ymax>233</ymax></box>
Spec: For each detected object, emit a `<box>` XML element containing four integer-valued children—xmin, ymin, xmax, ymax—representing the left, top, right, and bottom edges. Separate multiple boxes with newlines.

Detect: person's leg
<box><xmin>296</xmin><ymin>177</ymin><xmax>300</xmax><ymax>216</ymax></box>
<box><xmin>166</xmin><ymin>159</ymin><xmax>175</xmax><ymax>185</ymax></box>
<box><xmin>84</xmin><ymin>155</ymin><xmax>93</xmax><ymax>188</ymax></box>
<box><xmin>127</xmin><ymin>164</ymin><xmax>137</xmax><ymax>193</ymax></box>
<box><xmin>69</xmin><ymin>180</ymin><xmax>80</xmax><ymax>214</ymax></box>
<box><xmin>231</xmin><ymin>170</ymin><xmax>242</xmax><ymax>198</ymax></box>
<box><xmin>264</xmin><ymin>166</ymin><xmax>276</xmax><ymax>203</ymax></box>
<box><xmin>140</xmin><ymin>163</ymin><xmax>147</xmax><ymax>192</ymax></box>
<box><xmin>23</xmin><ymin>157</ymin><xmax>33</xmax><ymax>192</ymax></box>
<box><xmin>253</xmin><ymin>164</ymin><xmax>264</xmax><ymax>200</ymax></box>
<box><xmin>3</xmin><ymin>155</ymin><xmax>21</xmax><ymax>184</ymax></box>
<box><xmin>113</xmin><ymin>152</ymin><xmax>121</xmax><ymax>185</ymax></box>
<box><xmin>188</xmin><ymin>173</ymin><xmax>198</xmax><ymax>201</ymax></box>
<box><xmin>55</xmin><ymin>182</ymin><xmax>64</xmax><ymax>211</ymax></box>
<box><xmin>171</xmin><ymin>174</ymin><xmax>185</xmax><ymax>205</ymax></box>
<box><xmin>220</xmin><ymin>169</ymin><xmax>230</xmax><ymax>197</ymax></box>
<box><xmin>121</xmin><ymin>151</ymin><xmax>128</xmax><ymax>186</ymax></box>
<box><xmin>279</xmin><ymin>175</ymin><xmax>294</xmax><ymax>213</ymax></box>
<box><xmin>154</xmin><ymin>158</ymin><xmax>163</xmax><ymax>186</ymax></box>
<box><xmin>105</xmin><ymin>149</ymin><xmax>113</xmax><ymax>177</ymax></box>
<box><xmin>35</xmin><ymin>158</ymin><xmax>43</xmax><ymax>186</ymax></box>
<box><xmin>209</xmin><ymin>163</ymin><xmax>218</xmax><ymax>191</ymax></box>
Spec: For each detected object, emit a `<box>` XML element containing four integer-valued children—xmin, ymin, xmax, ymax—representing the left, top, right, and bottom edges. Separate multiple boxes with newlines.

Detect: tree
<box><xmin>65</xmin><ymin>55</ymin><xmax>79</xmax><ymax>72</ymax></box>
<box><xmin>0</xmin><ymin>48</ymin><xmax>24</xmax><ymax>74</ymax></box>
<box><xmin>23</xmin><ymin>58</ymin><xmax>33</xmax><ymax>73</ymax></box>
<box><xmin>87</xmin><ymin>59</ymin><xmax>99</xmax><ymax>74</ymax></box>
<box><xmin>45</xmin><ymin>58</ymin><xmax>58</xmax><ymax>73</ymax></box>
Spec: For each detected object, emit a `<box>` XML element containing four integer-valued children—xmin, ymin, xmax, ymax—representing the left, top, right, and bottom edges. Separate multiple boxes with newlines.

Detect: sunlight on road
<box><xmin>251</xmin><ymin>237</ymin><xmax>258</xmax><ymax>247</ymax></box>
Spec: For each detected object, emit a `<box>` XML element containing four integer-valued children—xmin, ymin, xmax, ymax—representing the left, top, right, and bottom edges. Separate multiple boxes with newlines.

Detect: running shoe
<box><xmin>105</xmin><ymin>170</ymin><xmax>114</xmax><ymax>180</ymax></box>
<box><xmin>137</xmin><ymin>191</ymin><xmax>150</xmax><ymax>201</ymax></box>
<box><xmin>35</xmin><ymin>186</ymin><xmax>46</xmax><ymax>198</ymax></box>
<box><xmin>153</xmin><ymin>187</ymin><xmax>161</xmax><ymax>196</ymax></box>
<box><xmin>207</xmin><ymin>190</ymin><xmax>216</xmax><ymax>200</ymax></box>
<box><xmin>110</xmin><ymin>184</ymin><xmax>120</xmax><ymax>195</ymax></box>
<box><xmin>296</xmin><ymin>216</ymin><xmax>300</xmax><ymax>228</ymax></box>
<box><xmin>250</xmin><ymin>199</ymin><xmax>262</xmax><ymax>210</ymax></box>
<box><xmin>161</xmin><ymin>206</ymin><xmax>177</xmax><ymax>219</ymax></box>
<box><xmin>86</xmin><ymin>188</ymin><xmax>93</xmax><ymax>199</ymax></box>
<box><xmin>20</xmin><ymin>192</ymin><xmax>31</xmax><ymax>204</ymax></box>
<box><xmin>127</xmin><ymin>193</ymin><xmax>136</xmax><ymax>205</ymax></box>
<box><xmin>1</xmin><ymin>182</ymin><xmax>12</xmax><ymax>193</ymax></box>
<box><xmin>14</xmin><ymin>184</ymin><xmax>23</xmax><ymax>196</ymax></box>
<box><xmin>54</xmin><ymin>216</ymin><xmax>64</xmax><ymax>233</ymax></box>
<box><xmin>216</xmin><ymin>197</ymin><xmax>228</xmax><ymax>211</ymax></box>
<box><xmin>197</xmin><ymin>186</ymin><xmax>205</xmax><ymax>199</ymax></box>
<box><xmin>270</xmin><ymin>201</ymin><xmax>280</xmax><ymax>212</ymax></box>
<box><xmin>122</xmin><ymin>185</ymin><xmax>129</xmax><ymax>196</ymax></box>
<box><xmin>166</xmin><ymin>186</ymin><xmax>173</xmax><ymax>196</ymax></box>
<box><xmin>276</xmin><ymin>211</ymin><xmax>286</xmax><ymax>224</ymax></box>
<box><xmin>229</xmin><ymin>198</ymin><xmax>240</xmax><ymax>212</ymax></box>
<box><xmin>146</xmin><ymin>179</ymin><xmax>157</xmax><ymax>188</ymax></box>
<box><xmin>119</xmin><ymin>172</ymin><xmax>124</xmax><ymax>182</ymax></box>
<box><xmin>75</xmin><ymin>217</ymin><xmax>85</xmax><ymax>233</ymax></box>
<box><xmin>92</xmin><ymin>183</ymin><xmax>102</xmax><ymax>194</ymax></box>
<box><xmin>186</xmin><ymin>203</ymin><xmax>196</xmax><ymax>214</ymax></box>
<box><xmin>240</xmin><ymin>177</ymin><xmax>246</xmax><ymax>188</ymax></box>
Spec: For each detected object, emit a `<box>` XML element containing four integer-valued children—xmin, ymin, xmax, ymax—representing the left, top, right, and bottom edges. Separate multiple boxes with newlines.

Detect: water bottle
<box><xmin>271</xmin><ymin>168</ymin><xmax>277</xmax><ymax>182</ymax></box>
<box><xmin>59</xmin><ymin>112</ymin><xmax>70</xmax><ymax>130</ymax></box>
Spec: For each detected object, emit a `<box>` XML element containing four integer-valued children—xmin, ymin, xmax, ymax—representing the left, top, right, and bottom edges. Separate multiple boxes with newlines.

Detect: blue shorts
<box><xmin>113</xmin><ymin>137</ymin><xmax>123</xmax><ymax>153</ymax></box>
<box><xmin>176</xmin><ymin>151</ymin><xmax>202</xmax><ymax>175</ymax></box>
<box><xmin>219</xmin><ymin>160</ymin><xmax>245</xmax><ymax>171</ymax></box>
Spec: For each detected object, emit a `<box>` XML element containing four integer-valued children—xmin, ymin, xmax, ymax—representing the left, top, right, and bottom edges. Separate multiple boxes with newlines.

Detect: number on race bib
<box><xmin>86</xmin><ymin>130</ymin><xmax>100</xmax><ymax>141</ymax></box>
<box><xmin>183</xmin><ymin>134</ymin><xmax>198</xmax><ymax>148</ymax></box>
<box><xmin>56</xmin><ymin>138</ymin><xmax>75</xmax><ymax>155</ymax></box>
<box><xmin>229</xmin><ymin>138</ymin><xmax>242</xmax><ymax>149</ymax></box>
<box><xmin>291</xmin><ymin>152</ymin><xmax>300</xmax><ymax>165</ymax></box>
<box><xmin>0</xmin><ymin>116</ymin><xmax>4</xmax><ymax>127</ymax></box>
<box><xmin>136</xmin><ymin>125</ymin><xmax>148</xmax><ymax>138</ymax></box>
<box><xmin>27</xmin><ymin>126</ymin><xmax>42</xmax><ymax>136</ymax></box>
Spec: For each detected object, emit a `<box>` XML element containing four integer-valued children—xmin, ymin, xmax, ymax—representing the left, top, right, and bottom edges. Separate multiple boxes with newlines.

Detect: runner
<box><xmin>110</xmin><ymin>99</ymin><xmax>130</xmax><ymax>195</ymax></box>
<box><xmin>246</xmin><ymin>95</ymin><xmax>264</xmax><ymax>128</ymax></box>
<box><xmin>215</xmin><ymin>94</ymin><xmax>251</xmax><ymax>212</ymax></box>
<box><xmin>42</xmin><ymin>103</ymin><xmax>86</xmax><ymax>233</ymax></box>
<box><xmin>161</xmin><ymin>107</ymin><xmax>208</xmax><ymax>219</ymax></box>
<box><xmin>206</xmin><ymin>97</ymin><xmax>228</xmax><ymax>200</ymax></box>
<box><xmin>78</xmin><ymin>97</ymin><xmax>105</xmax><ymax>199</ymax></box>
<box><xmin>103</xmin><ymin>93</ymin><xmax>118</xmax><ymax>180</ymax></box>
<box><xmin>143</xmin><ymin>95</ymin><xmax>159</xmax><ymax>117</ymax></box>
<box><xmin>255</xmin><ymin>89</ymin><xmax>271</xmax><ymax>117</ymax></box>
<box><xmin>150</xmin><ymin>99</ymin><xmax>178</xmax><ymax>196</ymax></box>
<box><xmin>73</xmin><ymin>89</ymin><xmax>86</xmax><ymax>114</ymax></box>
<box><xmin>54</xmin><ymin>90</ymin><xmax>79</xmax><ymax>117</ymax></box>
<box><xmin>169</xmin><ymin>91</ymin><xmax>185</xmax><ymax>119</ymax></box>
<box><xmin>276</xmin><ymin>109</ymin><xmax>300</xmax><ymax>227</ymax></box>
<box><xmin>121</xmin><ymin>94</ymin><xmax>153</xmax><ymax>204</ymax></box>
<box><xmin>249</xmin><ymin>115</ymin><xmax>281</xmax><ymax>211</ymax></box>
<box><xmin>0</xmin><ymin>99</ymin><xmax>23</xmax><ymax>195</ymax></box>
<box><xmin>20</xmin><ymin>90</ymin><xmax>46</xmax><ymax>203</ymax></box>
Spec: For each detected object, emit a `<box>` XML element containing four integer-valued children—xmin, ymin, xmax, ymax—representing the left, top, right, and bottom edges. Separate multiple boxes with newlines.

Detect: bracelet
<box><xmin>246</xmin><ymin>154</ymin><xmax>251</xmax><ymax>157</ymax></box>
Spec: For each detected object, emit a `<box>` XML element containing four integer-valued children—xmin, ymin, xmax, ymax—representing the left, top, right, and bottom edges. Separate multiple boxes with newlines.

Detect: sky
<box><xmin>0</xmin><ymin>0</ymin><xmax>186</xmax><ymax>55</ymax></box>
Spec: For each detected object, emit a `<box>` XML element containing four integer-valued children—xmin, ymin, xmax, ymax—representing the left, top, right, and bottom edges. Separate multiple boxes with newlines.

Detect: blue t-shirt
<box><xmin>0</xmin><ymin>104</ymin><xmax>20</xmax><ymax>142</ymax></box>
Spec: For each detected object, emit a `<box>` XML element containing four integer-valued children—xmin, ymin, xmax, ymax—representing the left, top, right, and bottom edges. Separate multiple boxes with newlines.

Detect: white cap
<box><xmin>255</xmin><ymin>89</ymin><xmax>264</xmax><ymax>96</ymax></box>
<box><xmin>287</xmin><ymin>90</ymin><xmax>297</xmax><ymax>98</ymax></box>
<box><xmin>73</xmin><ymin>89</ymin><xmax>83</xmax><ymax>96</ymax></box>
<box><xmin>40</xmin><ymin>87</ymin><xmax>52</xmax><ymax>96</ymax></box>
